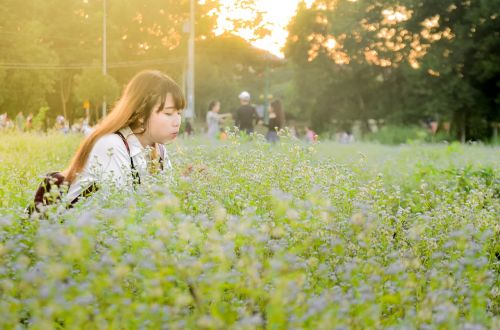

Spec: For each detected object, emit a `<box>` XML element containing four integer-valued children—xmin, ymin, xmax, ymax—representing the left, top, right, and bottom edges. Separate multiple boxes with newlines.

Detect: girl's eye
<box><xmin>163</xmin><ymin>109</ymin><xmax>176</xmax><ymax>115</ymax></box>
<box><xmin>164</xmin><ymin>110</ymin><xmax>181</xmax><ymax>117</ymax></box>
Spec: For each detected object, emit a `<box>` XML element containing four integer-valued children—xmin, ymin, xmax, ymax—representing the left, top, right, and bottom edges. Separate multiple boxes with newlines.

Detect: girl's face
<box><xmin>212</xmin><ymin>102</ymin><xmax>221</xmax><ymax>112</ymax></box>
<box><xmin>146</xmin><ymin>93</ymin><xmax>182</xmax><ymax>144</ymax></box>
<box><xmin>268</xmin><ymin>105</ymin><xmax>274</xmax><ymax>113</ymax></box>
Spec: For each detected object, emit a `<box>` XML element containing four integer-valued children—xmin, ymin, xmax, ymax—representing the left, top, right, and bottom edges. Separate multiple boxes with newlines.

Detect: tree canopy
<box><xmin>285</xmin><ymin>0</ymin><xmax>499</xmax><ymax>140</ymax></box>
<box><xmin>0</xmin><ymin>0</ymin><xmax>268</xmax><ymax>124</ymax></box>
<box><xmin>0</xmin><ymin>0</ymin><xmax>497</xmax><ymax>141</ymax></box>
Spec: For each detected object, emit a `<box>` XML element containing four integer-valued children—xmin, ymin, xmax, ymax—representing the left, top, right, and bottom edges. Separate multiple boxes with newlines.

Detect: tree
<box><xmin>0</xmin><ymin>1</ymin><xmax>58</xmax><ymax>116</ymax></box>
<box><xmin>74</xmin><ymin>68</ymin><xmax>119</xmax><ymax>123</ymax></box>
<box><xmin>0</xmin><ymin>0</ymin><xmax>278</xmax><ymax>127</ymax></box>
<box><xmin>285</xmin><ymin>0</ymin><xmax>499</xmax><ymax>140</ymax></box>
<box><xmin>41</xmin><ymin>0</ymin><xmax>101</xmax><ymax>123</ymax></box>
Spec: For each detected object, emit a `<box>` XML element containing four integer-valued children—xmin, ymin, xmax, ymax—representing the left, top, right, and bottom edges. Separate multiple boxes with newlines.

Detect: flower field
<box><xmin>0</xmin><ymin>133</ymin><xmax>499</xmax><ymax>329</ymax></box>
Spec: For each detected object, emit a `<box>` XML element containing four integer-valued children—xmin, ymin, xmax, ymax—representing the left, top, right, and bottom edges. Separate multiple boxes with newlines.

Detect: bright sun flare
<box><xmin>213</xmin><ymin>0</ymin><xmax>315</xmax><ymax>57</ymax></box>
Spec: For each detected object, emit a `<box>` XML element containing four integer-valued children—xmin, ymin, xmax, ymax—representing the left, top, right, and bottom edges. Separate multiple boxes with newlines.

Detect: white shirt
<box><xmin>66</xmin><ymin>126</ymin><xmax>172</xmax><ymax>202</ymax></box>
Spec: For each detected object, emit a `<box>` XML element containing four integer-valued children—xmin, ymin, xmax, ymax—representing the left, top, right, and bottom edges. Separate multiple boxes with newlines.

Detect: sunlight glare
<box><xmin>214</xmin><ymin>0</ymin><xmax>315</xmax><ymax>57</ymax></box>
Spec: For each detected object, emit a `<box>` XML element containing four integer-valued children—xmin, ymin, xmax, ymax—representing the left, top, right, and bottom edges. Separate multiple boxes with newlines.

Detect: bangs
<box><xmin>171</xmin><ymin>84</ymin><xmax>186</xmax><ymax>111</ymax></box>
<box><xmin>142</xmin><ymin>70</ymin><xmax>186</xmax><ymax>112</ymax></box>
<box><xmin>153</xmin><ymin>81</ymin><xmax>186</xmax><ymax>113</ymax></box>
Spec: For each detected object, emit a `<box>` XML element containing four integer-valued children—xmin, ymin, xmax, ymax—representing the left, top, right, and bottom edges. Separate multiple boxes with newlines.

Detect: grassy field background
<box><xmin>0</xmin><ymin>132</ymin><xmax>498</xmax><ymax>328</ymax></box>
<box><xmin>1</xmin><ymin>132</ymin><xmax>498</xmax><ymax>213</ymax></box>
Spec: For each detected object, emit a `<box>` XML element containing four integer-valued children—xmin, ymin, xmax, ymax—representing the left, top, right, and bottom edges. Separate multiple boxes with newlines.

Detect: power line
<box><xmin>0</xmin><ymin>57</ymin><xmax>184</xmax><ymax>70</ymax></box>
<box><xmin>110</xmin><ymin>58</ymin><xmax>184</xmax><ymax>68</ymax></box>
<box><xmin>0</xmin><ymin>30</ymin><xmax>96</xmax><ymax>43</ymax></box>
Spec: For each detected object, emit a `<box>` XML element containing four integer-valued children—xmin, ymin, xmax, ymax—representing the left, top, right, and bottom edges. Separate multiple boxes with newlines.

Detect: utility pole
<box><xmin>102</xmin><ymin>0</ymin><xmax>107</xmax><ymax>119</ymax></box>
<box><xmin>185</xmin><ymin>0</ymin><xmax>195</xmax><ymax>119</ymax></box>
<box><xmin>264</xmin><ymin>55</ymin><xmax>270</xmax><ymax>124</ymax></box>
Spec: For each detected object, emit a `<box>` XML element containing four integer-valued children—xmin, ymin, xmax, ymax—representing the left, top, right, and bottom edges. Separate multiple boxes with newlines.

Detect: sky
<box><xmin>214</xmin><ymin>0</ymin><xmax>315</xmax><ymax>57</ymax></box>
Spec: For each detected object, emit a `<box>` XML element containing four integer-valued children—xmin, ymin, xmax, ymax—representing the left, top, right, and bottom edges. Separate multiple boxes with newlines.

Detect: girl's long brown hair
<box><xmin>64</xmin><ymin>70</ymin><xmax>185</xmax><ymax>183</ymax></box>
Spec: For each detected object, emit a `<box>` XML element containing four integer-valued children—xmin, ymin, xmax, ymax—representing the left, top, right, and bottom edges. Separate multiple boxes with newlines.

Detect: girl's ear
<box><xmin>138</xmin><ymin>119</ymin><xmax>146</xmax><ymax>132</ymax></box>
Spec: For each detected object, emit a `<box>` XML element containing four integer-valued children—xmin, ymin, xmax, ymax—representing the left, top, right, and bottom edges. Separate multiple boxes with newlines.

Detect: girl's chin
<box><xmin>162</xmin><ymin>136</ymin><xmax>177</xmax><ymax>144</ymax></box>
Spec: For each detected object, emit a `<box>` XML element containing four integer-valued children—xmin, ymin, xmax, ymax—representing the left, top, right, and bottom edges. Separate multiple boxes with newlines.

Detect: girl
<box><xmin>265</xmin><ymin>100</ymin><xmax>285</xmax><ymax>143</ymax></box>
<box><xmin>64</xmin><ymin>70</ymin><xmax>185</xmax><ymax>204</ymax></box>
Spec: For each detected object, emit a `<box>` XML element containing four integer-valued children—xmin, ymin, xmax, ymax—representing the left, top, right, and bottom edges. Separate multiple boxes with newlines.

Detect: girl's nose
<box><xmin>173</xmin><ymin>114</ymin><xmax>181</xmax><ymax>127</ymax></box>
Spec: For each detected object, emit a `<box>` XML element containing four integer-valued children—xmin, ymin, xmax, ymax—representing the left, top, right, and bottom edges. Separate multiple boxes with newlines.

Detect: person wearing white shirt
<box><xmin>63</xmin><ymin>70</ymin><xmax>184</xmax><ymax>205</ymax></box>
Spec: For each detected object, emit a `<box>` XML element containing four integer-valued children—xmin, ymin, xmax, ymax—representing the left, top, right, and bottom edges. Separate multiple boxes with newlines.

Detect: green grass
<box><xmin>0</xmin><ymin>132</ymin><xmax>499</xmax><ymax>329</ymax></box>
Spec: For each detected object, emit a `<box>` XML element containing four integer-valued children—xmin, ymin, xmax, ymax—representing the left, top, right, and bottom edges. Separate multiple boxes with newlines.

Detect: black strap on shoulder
<box><xmin>158</xmin><ymin>143</ymin><xmax>165</xmax><ymax>170</ymax></box>
<box><xmin>115</xmin><ymin>131</ymin><xmax>141</xmax><ymax>185</ymax></box>
<box><xmin>70</xmin><ymin>132</ymin><xmax>140</xmax><ymax>206</ymax></box>
<box><xmin>69</xmin><ymin>182</ymin><xmax>98</xmax><ymax>207</ymax></box>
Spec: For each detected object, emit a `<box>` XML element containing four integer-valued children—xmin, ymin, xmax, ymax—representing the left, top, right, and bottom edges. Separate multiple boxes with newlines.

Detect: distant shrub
<box><xmin>33</xmin><ymin>106</ymin><xmax>49</xmax><ymax>132</ymax></box>
<box><xmin>364</xmin><ymin>125</ymin><xmax>430</xmax><ymax>144</ymax></box>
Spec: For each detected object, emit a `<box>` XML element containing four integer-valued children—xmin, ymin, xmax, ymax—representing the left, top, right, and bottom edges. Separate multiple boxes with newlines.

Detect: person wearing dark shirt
<box><xmin>265</xmin><ymin>99</ymin><xmax>285</xmax><ymax>143</ymax></box>
<box><xmin>235</xmin><ymin>91</ymin><xmax>259</xmax><ymax>135</ymax></box>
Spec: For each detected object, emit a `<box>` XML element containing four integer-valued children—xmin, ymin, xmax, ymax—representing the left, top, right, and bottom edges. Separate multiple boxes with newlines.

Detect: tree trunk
<box><xmin>94</xmin><ymin>106</ymin><xmax>99</xmax><ymax>125</ymax></box>
<box><xmin>60</xmin><ymin>83</ymin><xmax>67</xmax><ymax>121</ymax></box>
<box><xmin>357</xmin><ymin>94</ymin><xmax>368</xmax><ymax>136</ymax></box>
<box><xmin>460</xmin><ymin>110</ymin><xmax>466</xmax><ymax>144</ymax></box>
<box><xmin>59</xmin><ymin>75</ymin><xmax>73</xmax><ymax>123</ymax></box>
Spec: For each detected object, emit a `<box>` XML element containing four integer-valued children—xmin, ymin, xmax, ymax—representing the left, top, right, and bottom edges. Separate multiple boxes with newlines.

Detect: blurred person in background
<box><xmin>264</xmin><ymin>99</ymin><xmax>285</xmax><ymax>143</ymax></box>
<box><xmin>235</xmin><ymin>91</ymin><xmax>259</xmax><ymax>135</ymax></box>
<box><xmin>15</xmin><ymin>111</ymin><xmax>25</xmax><ymax>131</ymax></box>
<box><xmin>206</xmin><ymin>100</ymin><xmax>230</xmax><ymax>140</ymax></box>
<box><xmin>55</xmin><ymin>115</ymin><xmax>65</xmax><ymax>132</ymax></box>
<box><xmin>183</xmin><ymin>118</ymin><xmax>194</xmax><ymax>137</ymax></box>
<box><xmin>82</xmin><ymin>117</ymin><xmax>93</xmax><ymax>136</ymax></box>
<box><xmin>0</xmin><ymin>113</ymin><xmax>7</xmax><ymax>130</ymax></box>
<box><xmin>25</xmin><ymin>113</ymin><xmax>33</xmax><ymax>132</ymax></box>
<box><xmin>305</xmin><ymin>126</ymin><xmax>318</xmax><ymax>143</ymax></box>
